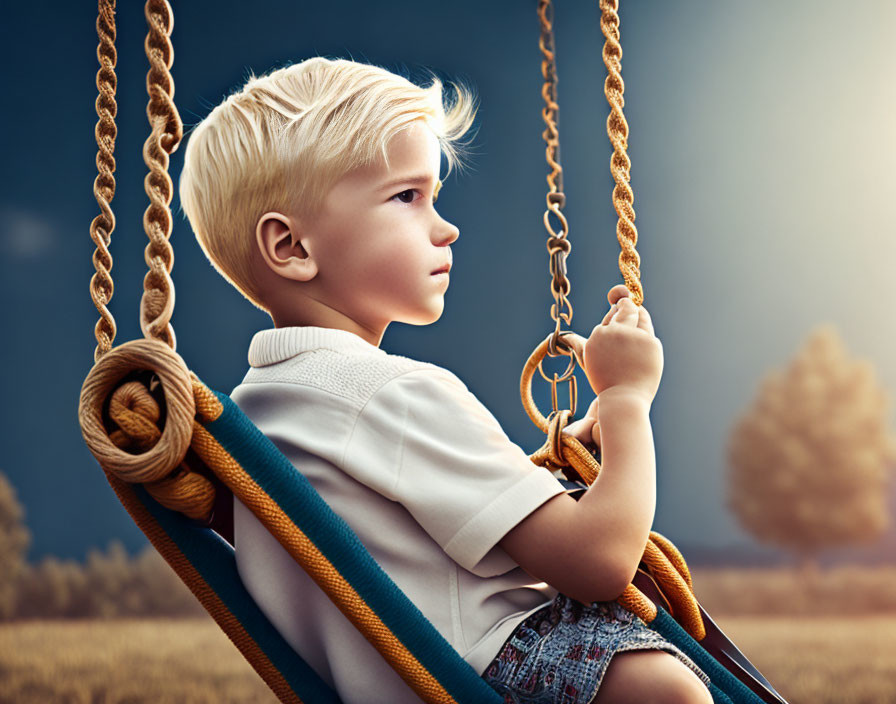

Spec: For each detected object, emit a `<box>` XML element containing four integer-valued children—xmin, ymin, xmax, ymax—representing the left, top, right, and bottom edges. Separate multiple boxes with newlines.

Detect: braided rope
<box><xmin>88</xmin><ymin>0</ymin><xmax>118</xmax><ymax>363</ymax></box>
<box><xmin>651</xmin><ymin>529</ymin><xmax>694</xmax><ymax>590</ymax></box>
<box><xmin>139</xmin><ymin>0</ymin><xmax>182</xmax><ymax>350</ymax></box>
<box><xmin>599</xmin><ymin>0</ymin><xmax>643</xmax><ymax>306</ymax></box>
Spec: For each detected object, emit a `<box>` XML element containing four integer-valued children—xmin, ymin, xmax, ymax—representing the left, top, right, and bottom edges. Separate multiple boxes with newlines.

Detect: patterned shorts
<box><xmin>481</xmin><ymin>594</ymin><xmax>712</xmax><ymax>704</ymax></box>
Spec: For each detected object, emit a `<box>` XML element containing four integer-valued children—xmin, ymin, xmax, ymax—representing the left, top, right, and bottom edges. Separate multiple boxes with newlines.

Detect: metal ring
<box><xmin>520</xmin><ymin>333</ymin><xmax>581</xmax><ymax>433</ymax></box>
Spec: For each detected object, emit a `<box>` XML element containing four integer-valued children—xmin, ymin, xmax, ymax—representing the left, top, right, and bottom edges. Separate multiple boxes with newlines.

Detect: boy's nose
<box><xmin>437</xmin><ymin>220</ymin><xmax>460</xmax><ymax>246</ymax></box>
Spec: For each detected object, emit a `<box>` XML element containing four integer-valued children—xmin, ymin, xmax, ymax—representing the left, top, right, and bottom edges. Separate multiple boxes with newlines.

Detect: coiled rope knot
<box><xmin>108</xmin><ymin>381</ymin><xmax>162</xmax><ymax>452</ymax></box>
<box><xmin>528</xmin><ymin>409</ymin><xmax>601</xmax><ymax>486</ymax></box>
<box><xmin>78</xmin><ymin>338</ymin><xmax>215</xmax><ymax>520</ymax></box>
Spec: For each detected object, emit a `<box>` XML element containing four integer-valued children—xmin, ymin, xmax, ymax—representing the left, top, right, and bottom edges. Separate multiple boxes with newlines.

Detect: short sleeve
<box><xmin>342</xmin><ymin>367</ymin><xmax>566</xmax><ymax>574</ymax></box>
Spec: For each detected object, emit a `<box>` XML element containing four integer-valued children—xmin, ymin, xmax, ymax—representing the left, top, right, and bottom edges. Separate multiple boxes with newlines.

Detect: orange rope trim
<box><xmin>189</xmin><ymin>422</ymin><xmax>460</xmax><ymax>704</ymax></box>
<box><xmin>102</xmin><ymin>470</ymin><xmax>304</xmax><ymax>704</ymax></box>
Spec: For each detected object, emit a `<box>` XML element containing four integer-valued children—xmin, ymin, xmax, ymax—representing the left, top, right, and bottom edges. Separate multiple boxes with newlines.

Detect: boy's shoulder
<box><xmin>236</xmin><ymin>326</ymin><xmax>461</xmax><ymax>409</ymax></box>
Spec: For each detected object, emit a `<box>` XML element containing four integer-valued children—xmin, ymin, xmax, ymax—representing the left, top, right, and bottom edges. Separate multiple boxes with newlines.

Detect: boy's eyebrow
<box><xmin>379</xmin><ymin>174</ymin><xmax>443</xmax><ymax>197</ymax></box>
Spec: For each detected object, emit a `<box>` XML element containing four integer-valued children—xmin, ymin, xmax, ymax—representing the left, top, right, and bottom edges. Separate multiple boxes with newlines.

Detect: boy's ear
<box><xmin>255</xmin><ymin>212</ymin><xmax>318</xmax><ymax>283</ymax></box>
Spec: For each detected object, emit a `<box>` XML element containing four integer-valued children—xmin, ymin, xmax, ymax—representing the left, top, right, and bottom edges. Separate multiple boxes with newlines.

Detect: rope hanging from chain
<box><xmin>88</xmin><ymin>0</ymin><xmax>182</xmax><ymax>363</ymax></box>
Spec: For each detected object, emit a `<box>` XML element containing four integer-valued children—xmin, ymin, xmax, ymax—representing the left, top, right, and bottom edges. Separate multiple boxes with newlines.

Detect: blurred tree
<box><xmin>0</xmin><ymin>470</ymin><xmax>31</xmax><ymax>619</ymax></box>
<box><xmin>16</xmin><ymin>556</ymin><xmax>88</xmax><ymax>619</ymax></box>
<box><xmin>132</xmin><ymin>545</ymin><xmax>206</xmax><ymax>617</ymax></box>
<box><xmin>14</xmin><ymin>541</ymin><xmax>205</xmax><ymax>619</ymax></box>
<box><xmin>727</xmin><ymin>324</ymin><xmax>896</xmax><ymax>573</ymax></box>
<box><xmin>83</xmin><ymin>540</ymin><xmax>142</xmax><ymax>617</ymax></box>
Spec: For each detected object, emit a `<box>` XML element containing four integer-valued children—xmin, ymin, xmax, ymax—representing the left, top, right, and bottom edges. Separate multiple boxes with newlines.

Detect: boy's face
<box><xmin>303</xmin><ymin>120</ymin><xmax>459</xmax><ymax>333</ymax></box>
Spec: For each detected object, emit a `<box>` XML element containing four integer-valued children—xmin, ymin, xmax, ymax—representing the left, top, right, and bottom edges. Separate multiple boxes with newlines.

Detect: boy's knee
<box><xmin>594</xmin><ymin>649</ymin><xmax>713</xmax><ymax>704</ymax></box>
<box><xmin>645</xmin><ymin>652</ymin><xmax>712</xmax><ymax>704</ymax></box>
<box><xmin>663</xmin><ymin>667</ymin><xmax>713</xmax><ymax>704</ymax></box>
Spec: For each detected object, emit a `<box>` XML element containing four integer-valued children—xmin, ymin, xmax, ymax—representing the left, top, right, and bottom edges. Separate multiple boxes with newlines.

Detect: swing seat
<box><xmin>80</xmin><ymin>337</ymin><xmax>787</xmax><ymax>704</ymax></box>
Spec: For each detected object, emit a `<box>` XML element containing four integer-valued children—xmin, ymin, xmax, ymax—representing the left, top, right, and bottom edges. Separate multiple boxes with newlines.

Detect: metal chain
<box><xmin>600</xmin><ymin>0</ymin><xmax>643</xmax><ymax>306</ymax></box>
<box><xmin>537</xmin><ymin>0</ymin><xmax>574</xmax><ymax>360</ymax></box>
<box><xmin>139</xmin><ymin>0</ymin><xmax>183</xmax><ymax>350</ymax></box>
<box><xmin>88</xmin><ymin>0</ymin><xmax>119</xmax><ymax>363</ymax></box>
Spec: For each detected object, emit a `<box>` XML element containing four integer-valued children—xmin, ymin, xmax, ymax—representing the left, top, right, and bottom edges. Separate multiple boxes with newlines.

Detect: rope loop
<box><xmin>528</xmin><ymin>410</ymin><xmax>601</xmax><ymax>486</ymax></box>
<box><xmin>79</xmin><ymin>338</ymin><xmax>218</xmax><ymax>522</ymax></box>
<box><xmin>79</xmin><ymin>338</ymin><xmax>194</xmax><ymax>485</ymax></box>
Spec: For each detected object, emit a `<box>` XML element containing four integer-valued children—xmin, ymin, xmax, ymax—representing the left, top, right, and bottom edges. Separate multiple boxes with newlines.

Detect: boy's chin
<box><xmin>397</xmin><ymin>306</ymin><xmax>444</xmax><ymax>326</ymax></box>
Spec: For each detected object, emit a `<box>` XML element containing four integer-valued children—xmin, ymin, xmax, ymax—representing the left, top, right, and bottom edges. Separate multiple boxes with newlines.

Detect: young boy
<box><xmin>178</xmin><ymin>57</ymin><xmax>712</xmax><ymax>704</ymax></box>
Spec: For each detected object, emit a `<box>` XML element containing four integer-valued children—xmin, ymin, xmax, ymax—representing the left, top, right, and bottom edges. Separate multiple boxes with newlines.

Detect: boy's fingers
<box><xmin>561</xmin><ymin>417</ymin><xmax>595</xmax><ymax>444</ymax></box>
<box><xmin>600</xmin><ymin>303</ymin><xmax>617</xmax><ymax>326</ymax></box>
<box><xmin>637</xmin><ymin>305</ymin><xmax>655</xmax><ymax>335</ymax></box>
<box><xmin>610</xmin><ymin>297</ymin><xmax>639</xmax><ymax>326</ymax></box>
<box><xmin>583</xmin><ymin>395</ymin><xmax>600</xmax><ymax>420</ymax></box>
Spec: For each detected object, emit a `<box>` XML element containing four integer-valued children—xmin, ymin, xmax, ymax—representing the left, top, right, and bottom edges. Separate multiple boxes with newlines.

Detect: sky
<box><xmin>1</xmin><ymin>0</ymin><xmax>895</xmax><ymax>564</ymax></box>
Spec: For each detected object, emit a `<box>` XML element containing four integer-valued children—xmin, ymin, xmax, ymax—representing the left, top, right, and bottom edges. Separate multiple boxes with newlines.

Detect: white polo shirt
<box><xmin>230</xmin><ymin>326</ymin><xmax>564</xmax><ymax>703</ymax></box>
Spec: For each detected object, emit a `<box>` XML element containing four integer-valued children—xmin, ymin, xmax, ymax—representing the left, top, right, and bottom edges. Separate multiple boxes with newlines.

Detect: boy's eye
<box><xmin>392</xmin><ymin>189</ymin><xmax>418</xmax><ymax>204</ymax></box>
<box><xmin>391</xmin><ymin>189</ymin><xmax>438</xmax><ymax>204</ymax></box>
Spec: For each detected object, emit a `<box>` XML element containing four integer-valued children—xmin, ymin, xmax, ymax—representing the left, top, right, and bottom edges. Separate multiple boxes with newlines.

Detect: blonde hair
<box><xmin>178</xmin><ymin>57</ymin><xmax>478</xmax><ymax>313</ymax></box>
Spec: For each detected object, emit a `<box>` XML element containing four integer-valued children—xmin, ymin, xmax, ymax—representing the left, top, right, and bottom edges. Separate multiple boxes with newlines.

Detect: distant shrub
<box><xmin>691</xmin><ymin>565</ymin><xmax>896</xmax><ymax>616</ymax></box>
<box><xmin>0</xmin><ymin>470</ymin><xmax>31</xmax><ymax>620</ymax></box>
<box><xmin>13</xmin><ymin>541</ymin><xmax>204</xmax><ymax>620</ymax></box>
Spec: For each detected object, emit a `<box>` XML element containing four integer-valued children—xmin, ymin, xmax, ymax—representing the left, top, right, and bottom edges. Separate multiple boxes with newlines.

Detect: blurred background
<box><xmin>1</xmin><ymin>0</ymin><xmax>894</xmax><ymax>702</ymax></box>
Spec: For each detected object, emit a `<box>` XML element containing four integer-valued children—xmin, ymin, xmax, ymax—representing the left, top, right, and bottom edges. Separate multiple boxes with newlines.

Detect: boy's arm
<box><xmin>500</xmin><ymin>286</ymin><xmax>662</xmax><ymax>604</ymax></box>
<box><xmin>498</xmin><ymin>388</ymin><xmax>655</xmax><ymax>604</ymax></box>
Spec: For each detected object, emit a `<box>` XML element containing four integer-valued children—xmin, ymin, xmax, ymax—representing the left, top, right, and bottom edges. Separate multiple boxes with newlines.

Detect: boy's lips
<box><xmin>431</xmin><ymin>263</ymin><xmax>451</xmax><ymax>275</ymax></box>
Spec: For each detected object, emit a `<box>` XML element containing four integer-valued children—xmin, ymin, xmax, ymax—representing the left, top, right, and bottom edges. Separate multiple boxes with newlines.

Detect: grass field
<box><xmin>1</xmin><ymin>614</ymin><xmax>894</xmax><ymax>703</ymax></box>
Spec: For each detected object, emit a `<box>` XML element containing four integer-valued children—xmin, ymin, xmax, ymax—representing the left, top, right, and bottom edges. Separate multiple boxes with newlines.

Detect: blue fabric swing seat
<box><xmin>110</xmin><ymin>385</ymin><xmax>788</xmax><ymax>704</ymax></box>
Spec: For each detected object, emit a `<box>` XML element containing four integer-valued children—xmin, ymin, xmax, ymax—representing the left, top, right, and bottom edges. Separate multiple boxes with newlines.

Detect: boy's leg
<box><xmin>591</xmin><ymin>650</ymin><xmax>713</xmax><ymax>704</ymax></box>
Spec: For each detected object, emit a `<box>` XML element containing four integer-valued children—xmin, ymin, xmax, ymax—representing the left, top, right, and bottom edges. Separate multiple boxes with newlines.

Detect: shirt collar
<box><xmin>247</xmin><ymin>326</ymin><xmax>386</xmax><ymax>367</ymax></box>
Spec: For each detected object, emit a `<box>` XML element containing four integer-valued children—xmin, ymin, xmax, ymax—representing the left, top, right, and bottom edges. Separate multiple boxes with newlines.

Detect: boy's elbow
<box><xmin>556</xmin><ymin>550</ymin><xmax>634</xmax><ymax>604</ymax></box>
<box><xmin>607</xmin><ymin>555</ymin><xmax>640</xmax><ymax>601</ymax></box>
<box><xmin>575</xmin><ymin>553</ymin><xmax>635</xmax><ymax>603</ymax></box>
<box><xmin>500</xmin><ymin>494</ymin><xmax>639</xmax><ymax>604</ymax></box>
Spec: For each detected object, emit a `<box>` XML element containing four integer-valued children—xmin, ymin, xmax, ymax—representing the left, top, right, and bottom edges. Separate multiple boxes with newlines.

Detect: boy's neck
<box><xmin>269</xmin><ymin>301</ymin><xmax>386</xmax><ymax>348</ymax></box>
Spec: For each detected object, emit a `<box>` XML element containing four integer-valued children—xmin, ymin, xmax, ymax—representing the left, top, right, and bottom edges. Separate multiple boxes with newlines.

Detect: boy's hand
<box><xmin>564</xmin><ymin>284</ymin><xmax>664</xmax><ymax>406</ymax></box>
